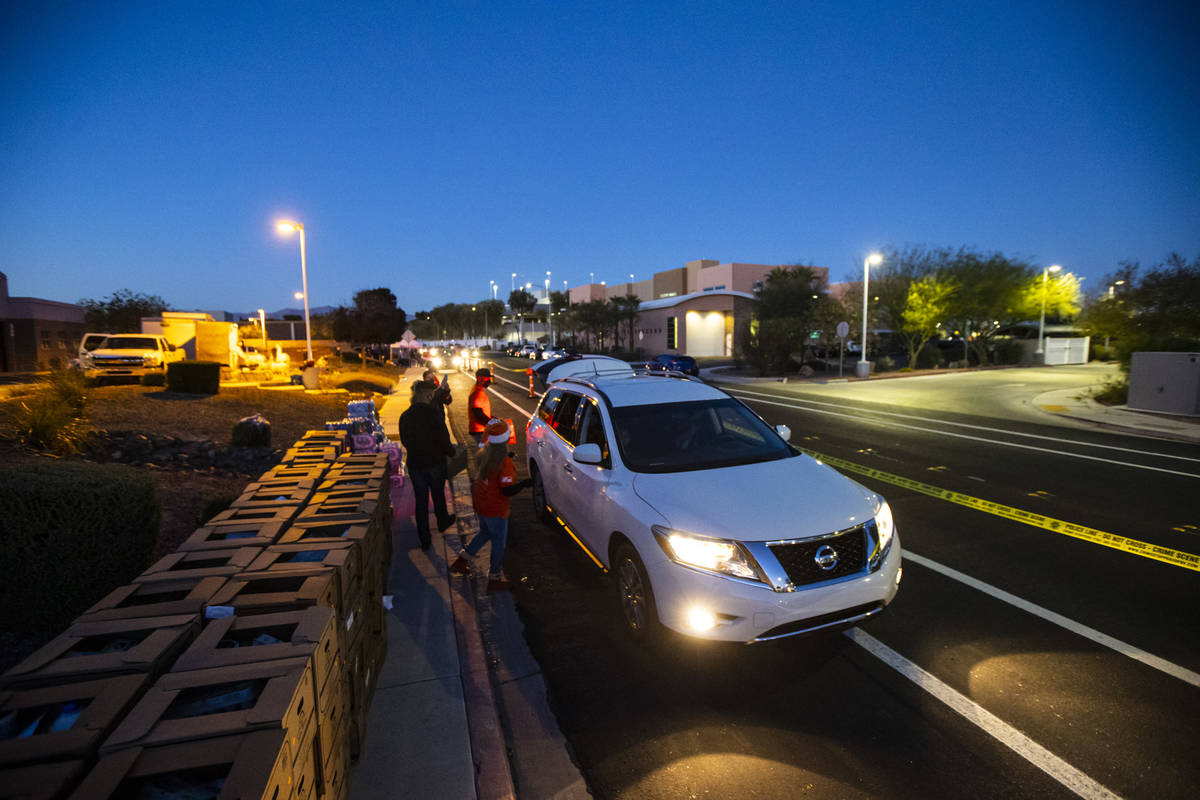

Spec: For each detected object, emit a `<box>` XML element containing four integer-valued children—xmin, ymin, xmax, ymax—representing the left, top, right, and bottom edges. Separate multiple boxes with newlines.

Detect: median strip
<box><xmin>800</xmin><ymin>448</ymin><xmax>1200</xmax><ymax>573</ymax></box>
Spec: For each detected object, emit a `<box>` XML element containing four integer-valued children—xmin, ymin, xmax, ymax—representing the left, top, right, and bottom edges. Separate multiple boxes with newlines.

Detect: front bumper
<box><xmin>645</xmin><ymin>534</ymin><xmax>902</xmax><ymax>643</ymax></box>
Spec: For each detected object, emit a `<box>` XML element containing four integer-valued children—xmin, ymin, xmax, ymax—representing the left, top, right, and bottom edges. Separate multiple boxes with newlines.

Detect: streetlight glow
<box><xmin>275</xmin><ymin>219</ymin><xmax>313</xmax><ymax>362</ymax></box>
<box><xmin>859</xmin><ymin>253</ymin><xmax>883</xmax><ymax>376</ymax></box>
<box><xmin>1036</xmin><ymin>264</ymin><xmax>1062</xmax><ymax>357</ymax></box>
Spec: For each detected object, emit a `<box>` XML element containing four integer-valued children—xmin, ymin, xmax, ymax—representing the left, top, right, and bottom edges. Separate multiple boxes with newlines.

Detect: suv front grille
<box><xmin>768</xmin><ymin>524</ymin><xmax>867</xmax><ymax>587</ymax></box>
<box><xmin>94</xmin><ymin>356</ymin><xmax>144</xmax><ymax>366</ymax></box>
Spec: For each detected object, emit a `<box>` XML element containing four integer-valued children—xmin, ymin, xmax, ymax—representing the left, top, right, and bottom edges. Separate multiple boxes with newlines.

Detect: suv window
<box><xmin>538</xmin><ymin>389</ymin><xmax>563</xmax><ymax>424</ymax></box>
<box><xmin>610</xmin><ymin>398</ymin><xmax>794</xmax><ymax>473</ymax></box>
<box><xmin>551</xmin><ymin>392</ymin><xmax>583</xmax><ymax>445</ymax></box>
<box><xmin>578</xmin><ymin>401</ymin><xmax>610</xmax><ymax>464</ymax></box>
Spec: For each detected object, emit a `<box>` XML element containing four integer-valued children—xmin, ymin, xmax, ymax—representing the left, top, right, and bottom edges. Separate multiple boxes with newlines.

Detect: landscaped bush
<box><xmin>992</xmin><ymin>339</ymin><xmax>1025</xmax><ymax>365</ymax></box>
<box><xmin>11</xmin><ymin>391</ymin><xmax>86</xmax><ymax>454</ymax></box>
<box><xmin>876</xmin><ymin>355</ymin><xmax>896</xmax><ymax>372</ymax></box>
<box><xmin>140</xmin><ymin>371</ymin><xmax>167</xmax><ymax>387</ymax></box>
<box><xmin>166</xmin><ymin>361</ymin><xmax>221</xmax><ymax>394</ymax></box>
<box><xmin>916</xmin><ymin>345</ymin><xmax>946</xmax><ymax>369</ymax></box>
<box><xmin>0</xmin><ymin>459</ymin><xmax>160</xmax><ymax>632</ymax></box>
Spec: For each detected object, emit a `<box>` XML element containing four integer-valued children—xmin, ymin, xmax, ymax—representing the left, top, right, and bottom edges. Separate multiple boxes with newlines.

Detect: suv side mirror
<box><xmin>775</xmin><ymin>424</ymin><xmax>791</xmax><ymax>442</ymax></box>
<box><xmin>573</xmin><ymin>443</ymin><xmax>603</xmax><ymax>465</ymax></box>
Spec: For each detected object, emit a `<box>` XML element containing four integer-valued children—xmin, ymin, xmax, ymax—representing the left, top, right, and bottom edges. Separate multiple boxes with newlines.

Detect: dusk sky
<box><xmin>2</xmin><ymin>0</ymin><xmax>1197</xmax><ymax>317</ymax></box>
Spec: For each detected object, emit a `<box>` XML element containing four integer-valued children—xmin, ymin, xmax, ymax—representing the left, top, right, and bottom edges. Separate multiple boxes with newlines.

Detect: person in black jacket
<box><xmin>398</xmin><ymin>380</ymin><xmax>457</xmax><ymax>549</ymax></box>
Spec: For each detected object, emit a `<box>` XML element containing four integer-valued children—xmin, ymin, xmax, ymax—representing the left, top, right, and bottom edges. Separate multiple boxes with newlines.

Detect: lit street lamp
<box><xmin>1036</xmin><ymin>264</ymin><xmax>1062</xmax><ymax>358</ymax></box>
<box><xmin>858</xmin><ymin>253</ymin><xmax>883</xmax><ymax>378</ymax></box>
<box><xmin>511</xmin><ymin>272</ymin><xmax>516</xmax><ymax>293</ymax></box>
<box><xmin>275</xmin><ymin>220</ymin><xmax>312</xmax><ymax>362</ymax></box>
<box><xmin>257</xmin><ymin>308</ymin><xmax>267</xmax><ymax>349</ymax></box>
<box><xmin>490</xmin><ymin>280</ymin><xmax>498</xmax><ymax>300</ymax></box>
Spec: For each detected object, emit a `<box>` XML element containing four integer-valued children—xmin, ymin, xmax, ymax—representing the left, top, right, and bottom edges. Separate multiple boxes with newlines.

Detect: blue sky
<box><xmin>2</xmin><ymin>0</ymin><xmax>1197</xmax><ymax>316</ymax></box>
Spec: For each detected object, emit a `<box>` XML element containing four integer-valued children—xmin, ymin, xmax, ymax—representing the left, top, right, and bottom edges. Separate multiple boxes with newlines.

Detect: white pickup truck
<box><xmin>81</xmin><ymin>334</ymin><xmax>183</xmax><ymax>381</ymax></box>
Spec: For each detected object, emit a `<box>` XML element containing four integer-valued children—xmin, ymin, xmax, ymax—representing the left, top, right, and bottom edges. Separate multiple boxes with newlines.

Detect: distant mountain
<box><xmin>268</xmin><ymin>305</ymin><xmax>339</xmax><ymax>318</ymax></box>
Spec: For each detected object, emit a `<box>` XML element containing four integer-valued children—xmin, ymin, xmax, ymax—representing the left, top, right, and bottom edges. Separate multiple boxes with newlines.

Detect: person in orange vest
<box><xmin>467</xmin><ymin>368</ymin><xmax>493</xmax><ymax>446</ymax></box>
<box><xmin>450</xmin><ymin>418</ymin><xmax>531</xmax><ymax>592</ymax></box>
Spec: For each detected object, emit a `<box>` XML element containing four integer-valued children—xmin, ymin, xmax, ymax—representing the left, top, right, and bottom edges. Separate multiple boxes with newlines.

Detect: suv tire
<box><xmin>613</xmin><ymin>541</ymin><xmax>660</xmax><ymax>642</ymax></box>
<box><xmin>530</xmin><ymin>464</ymin><xmax>555</xmax><ymax>524</ymax></box>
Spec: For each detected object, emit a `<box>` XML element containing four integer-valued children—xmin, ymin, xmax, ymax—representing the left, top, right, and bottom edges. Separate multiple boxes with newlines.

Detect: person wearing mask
<box><xmin>398</xmin><ymin>380</ymin><xmax>456</xmax><ymax>549</ymax></box>
<box><xmin>449</xmin><ymin>419</ymin><xmax>531</xmax><ymax>592</ymax></box>
<box><xmin>467</xmin><ymin>368</ymin><xmax>493</xmax><ymax>446</ymax></box>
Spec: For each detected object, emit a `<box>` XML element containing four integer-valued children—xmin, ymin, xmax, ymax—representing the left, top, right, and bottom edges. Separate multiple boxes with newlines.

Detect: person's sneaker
<box><xmin>486</xmin><ymin>578</ymin><xmax>512</xmax><ymax>593</ymax></box>
<box><xmin>437</xmin><ymin>515</ymin><xmax>457</xmax><ymax>532</ymax></box>
<box><xmin>449</xmin><ymin>556</ymin><xmax>471</xmax><ymax>575</ymax></box>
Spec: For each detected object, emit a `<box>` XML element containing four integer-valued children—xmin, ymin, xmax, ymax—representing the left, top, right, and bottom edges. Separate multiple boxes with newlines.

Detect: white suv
<box><xmin>525</xmin><ymin>357</ymin><xmax>901</xmax><ymax>643</ymax></box>
<box><xmin>81</xmin><ymin>334</ymin><xmax>182</xmax><ymax>381</ymax></box>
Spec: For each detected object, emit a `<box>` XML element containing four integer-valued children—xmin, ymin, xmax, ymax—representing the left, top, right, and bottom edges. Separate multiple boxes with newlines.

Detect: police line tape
<box><xmin>799</xmin><ymin>448</ymin><xmax>1200</xmax><ymax>573</ymax></box>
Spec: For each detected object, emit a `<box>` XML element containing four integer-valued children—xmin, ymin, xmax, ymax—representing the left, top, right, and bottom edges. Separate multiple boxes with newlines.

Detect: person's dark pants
<box><xmin>409</xmin><ymin>464</ymin><xmax>451</xmax><ymax>547</ymax></box>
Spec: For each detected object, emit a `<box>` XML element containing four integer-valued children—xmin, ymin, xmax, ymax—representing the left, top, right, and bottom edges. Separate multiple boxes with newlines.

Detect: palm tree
<box><xmin>508</xmin><ymin>289</ymin><xmax>537</xmax><ymax>343</ymax></box>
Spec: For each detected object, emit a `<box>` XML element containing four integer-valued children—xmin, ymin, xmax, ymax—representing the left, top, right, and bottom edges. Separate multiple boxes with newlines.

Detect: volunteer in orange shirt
<box><xmin>450</xmin><ymin>418</ymin><xmax>531</xmax><ymax>592</ymax></box>
<box><xmin>467</xmin><ymin>368</ymin><xmax>493</xmax><ymax>445</ymax></box>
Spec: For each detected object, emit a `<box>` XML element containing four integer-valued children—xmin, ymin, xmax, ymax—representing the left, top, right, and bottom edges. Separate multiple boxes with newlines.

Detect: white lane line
<box><xmin>488</xmin><ymin>370</ymin><xmax>543</xmax><ymax>400</ymax></box>
<box><xmin>730</xmin><ymin>387</ymin><xmax>1200</xmax><ymax>464</ymax></box>
<box><xmin>731</xmin><ymin>392</ymin><xmax>1200</xmax><ymax>479</ymax></box>
<box><xmin>903</xmin><ymin>551</ymin><xmax>1200</xmax><ymax>688</ymax></box>
<box><xmin>847</xmin><ymin>628</ymin><xmax>1124</xmax><ymax>800</ymax></box>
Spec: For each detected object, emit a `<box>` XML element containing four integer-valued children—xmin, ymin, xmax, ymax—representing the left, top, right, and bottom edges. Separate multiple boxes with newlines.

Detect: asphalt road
<box><xmin>444</xmin><ymin>359</ymin><xmax>1200</xmax><ymax>800</ymax></box>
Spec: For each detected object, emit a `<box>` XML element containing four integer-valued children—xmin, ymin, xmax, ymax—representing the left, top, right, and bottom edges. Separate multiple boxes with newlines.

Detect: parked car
<box><xmin>518</xmin><ymin>344</ymin><xmax>537</xmax><ymax>359</ymax></box>
<box><xmin>80</xmin><ymin>334</ymin><xmax>184</xmax><ymax>382</ymax></box>
<box><xmin>649</xmin><ymin>353</ymin><xmax>700</xmax><ymax>376</ymax></box>
<box><xmin>525</xmin><ymin>356</ymin><xmax>901</xmax><ymax>644</ymax></box>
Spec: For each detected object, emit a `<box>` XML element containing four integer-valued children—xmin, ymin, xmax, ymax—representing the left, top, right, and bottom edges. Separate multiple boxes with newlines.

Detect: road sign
<box><xmin>836</xmin><ymin>321</ymin><xmax>850</xmax><ymax>339</ymax></box>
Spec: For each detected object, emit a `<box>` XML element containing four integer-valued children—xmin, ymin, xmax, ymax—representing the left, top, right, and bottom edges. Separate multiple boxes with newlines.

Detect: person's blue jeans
<box><xmin>409</xmin><ymin>464</ymin><xmax>451</xmax><ymax>547</ymax></box>
<box><xmin>464</xmin><ymin>515</ymin><xmax>508</xmax><ymax>578</ymax></box>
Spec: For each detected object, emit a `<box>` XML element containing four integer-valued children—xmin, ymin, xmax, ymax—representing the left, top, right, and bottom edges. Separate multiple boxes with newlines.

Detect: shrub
<box><xmin>11</xmin><ymin>391</ymin><xmax>87</xmax><ymax>454</ymax></box>
<box><xmin>140</xmin><ymin>371</ymin><xmax>167</xmax><ymax>387</ymax></box>
<box><xmin>166</xmin><ymin>361</ymin><xmax>221</xmax><ymax>394</ymax></box>
<box><xmin>992</xmin><ymin>339</ymin><xmax>1024</xmax><ymax>365</ymax></box>
<box><xmin>1092</xmin><ymin>377</ymin><xmax>1128</xmax><ymax>406</ymax></box>
<box><xmin>916</xmin><ymin>345</ymin><xmax>946</xmax><ymax>369</ymax></box>
<box><xmin>0</xmin><ymin>460</ymin><xmax>160</xmax><ymax>632</ymax></box>
<box><xmin>876</xmin><ymin>356</ymin><xmax>895</xmax><ymax>372</ymax></box>
<box><xmin>47</xmin><ymin>367</ymin><xmax>89</xmax><ymax>417</ymax></box>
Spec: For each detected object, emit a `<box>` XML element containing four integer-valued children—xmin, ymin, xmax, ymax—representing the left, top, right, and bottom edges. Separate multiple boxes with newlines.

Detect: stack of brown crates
<box><xmin>0</xmin><ymin>431</ymin><xmax>394</xmax><ymax>799</ymax></box>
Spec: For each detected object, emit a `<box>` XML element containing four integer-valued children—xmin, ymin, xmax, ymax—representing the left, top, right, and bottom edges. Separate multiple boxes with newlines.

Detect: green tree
<box><xmin>900</xmin><ymin>275</ymin><xmax>956</xmax><ymax>368</ymax></box>
<box><xmin>939</xmin><ymin>249</ymin><xmax>1035</xmax><ymax>365</ymax></box>
<box><xmin>738</xmin><ymin>265</ymin><xmax>822</xmax><ymax>374</ymax></box>
<box><xmin>339</xmin><ymin>288</ymin><xmax>407</xmax><ymax>343</ymax></box>
<box><xmin>609</xmin><ymin>294</ymin><xmax>641</xmax><ymax>354</ymax></box>
<box><xmin>508</xmin><ymin>289</ymin><xmax>538</xmax><ymax>342</ymax></box>
<box><xmin>79</xmin><ymin>289</ymin><xmax>170</xmax><ymax>333</ymax></box>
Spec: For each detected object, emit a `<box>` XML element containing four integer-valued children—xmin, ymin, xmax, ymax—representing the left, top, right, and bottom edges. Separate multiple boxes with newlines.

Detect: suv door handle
<box><xmin>562</xmin><ymin>464</ymin><xmax>574</xmax><ymax>475</ymax></box>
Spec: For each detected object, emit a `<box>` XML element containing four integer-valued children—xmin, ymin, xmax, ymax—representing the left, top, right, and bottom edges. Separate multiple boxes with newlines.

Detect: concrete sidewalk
<box><xmin>348</xmin><ymin>368</ymin><xmax>587</xmax><ymax>800</ymax></box>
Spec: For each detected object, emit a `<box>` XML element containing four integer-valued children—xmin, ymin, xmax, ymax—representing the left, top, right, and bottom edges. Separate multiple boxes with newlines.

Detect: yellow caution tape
<box><xmin>800</xmin><ymin>448</ymin><xmax>1200</xmax><ymax>573</ymax></box>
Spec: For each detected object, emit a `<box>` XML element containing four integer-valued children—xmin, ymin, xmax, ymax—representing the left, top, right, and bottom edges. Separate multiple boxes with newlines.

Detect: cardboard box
<box><xmin>205</xmin><ymin>505</ymin><xmax>301</xmax><ymax>526</ymax></box>
<box><xmin>260</xmin><ymin>463</ymin><xmax>328</xmax><ymax>482</ymax></box>
<box><xmin>70</xmin><ymin>729</ymin><xmax>292</xmax><ymax>800</ymax></box>
<box><xmin>296</xmin><ymin>498</ymin><xmax>380</xmax><ymax>523</ymax></box>
<box><xmin>280</xmin><ymin>447</ymin><xmax>337</xmax><ymax>464</ymax></box>
<box><xmin>290</xmin><ymin>713</ymin><xmax>320</xmax><ymax>800</ymax></box>
<box><xmin>245</xmin><ymin>543</ymin><xmax>362</xmax><ymax>615</ymax></box>
<box><xmin>321</xmin><ymin>731</ymin><xmax>349</xmax><ymax>800</ymax></box>
<box><xmin>300</xmin><ymin>430</ymin><xmax>346</xmax><ymax>449</ymax></box>
<box><xmin>205</xmin><ymin>569</ymin><xmax>339</xmax><ymax>619</ymax></box>
<box><xmin>0</xmin><ymin>759</ymin><xmax>87</xmax><ymax>800</ymax></box>
<box><xmin>275</xmin><ymin>518</ymin><xmax>374</xmax><ymax>562</ymax></box>
<box><xmin>333</xmin><ymin>453</ymin><xmax>389</xmax><ymax>469</ymax></box>
<box><xmin>0</xmin><ymin>675</ymin><xmax>149</xmax><ymax>767</ymax></box>
<box><xmin>76</xmin><ymin>577</ymin><xmax>227</xmax><ymax>624</ymax></box>
<box><xmin>102</xmin><ymin>658</ymin><xmax>314</xmax><ymax>758</ymax></box>
<box><xmin>2</xmin><ymin>615</ymin><xmax>199</xmax><ymax>690</ymax></box>
<box><xmin>171</xmin><ymin>607</ymin><xmax>340</xmax><ymax>698</ymax></box>
<box><xmin>233</xmin><ymin>481</ymin><xmax>316</xmax><ymax>508</ymax></box>
<box><xmin>316</xmin><ymin>669</ymin><xmax>348</xmax><ymax>769</ymax></box>
<box><xmin>315</xmin><ymin>475</ymin><xmax>384</xmax><ymax>495</ymax></box>
<box><xmin>178</xmin><ymin>520</ymin><xmax>287</xmax><ymax>552</ymax></box>
<box><xmin>135</xmin><ymin>547</ymin><xmax>261</xmax><ymax>583</ymax></box>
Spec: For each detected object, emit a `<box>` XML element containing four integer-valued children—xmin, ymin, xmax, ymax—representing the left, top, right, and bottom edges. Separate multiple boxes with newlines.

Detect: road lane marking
<box><xmin>730</xmin><ymin>387</ymin><xmax>1200</xmax><ymax>468</ymax></box>
<box><xmin>800</xmin><ymin>448</ymin><xmax>1200</xmax><ymax>573</ymax></box>
<box><xmin>847</xmin><ymin>629</ymin><xmax>1124</xmax><ymax>800</ymax></box>
<box><xmin>903</xmin><ymin>551</ymin><xmax>1200</xmax><ymax>688</ymax></box>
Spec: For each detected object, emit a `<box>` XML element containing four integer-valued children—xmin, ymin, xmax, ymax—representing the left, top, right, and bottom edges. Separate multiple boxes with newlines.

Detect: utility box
<box><xmin>1127</xmin><ymin>352</ymin><xmax>1200</xmax><ymax>416</ymax></box>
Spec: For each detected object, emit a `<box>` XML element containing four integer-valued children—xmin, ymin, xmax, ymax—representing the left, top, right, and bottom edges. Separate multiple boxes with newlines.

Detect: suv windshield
<box><xmin>102</xmin><ymin>336</ymin><xmax>159</xmax><ymax>349</ymax></box>
<box><xmin>610</xmin><ymin>398</ymin><xmax>794</xmax><ymax>473</ymax></box>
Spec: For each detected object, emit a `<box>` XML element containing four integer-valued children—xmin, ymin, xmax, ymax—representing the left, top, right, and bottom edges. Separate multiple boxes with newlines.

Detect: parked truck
<box><xmin>79</xmin><ymin>334</ymin><xmax>184</xmax><ymax>382</ymax></box>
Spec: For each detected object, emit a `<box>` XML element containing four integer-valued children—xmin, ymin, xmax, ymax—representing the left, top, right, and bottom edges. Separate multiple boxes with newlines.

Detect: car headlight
<box><xmin>653</xmin><ymin>526</ymin><xmax>764</xmax><ymax>582</ymax></box>
<box><xmin>870</xmin><ymin>499</ymin><xmax>895</xmax><ymax>570</ymax></box>
<box><xmin>431</xmin><ymin>356</ymin><xmax>443</xmax><ymax>369</ymax></box>
<box><xmin>143</xmin><ymin>352</ymin><xmax>160</xmax><ymax>367</ymax></box>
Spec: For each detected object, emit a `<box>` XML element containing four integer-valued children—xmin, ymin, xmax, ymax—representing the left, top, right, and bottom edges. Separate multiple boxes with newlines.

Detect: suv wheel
<box><xmin>614</xmin><ymin>542</ymin><xmax>659</xmax><ymax>641</ymax></box>
<box><xmin>530</xmin><ymin>465</ymin><xmax>554</xmax><ymax>524</ymax></box>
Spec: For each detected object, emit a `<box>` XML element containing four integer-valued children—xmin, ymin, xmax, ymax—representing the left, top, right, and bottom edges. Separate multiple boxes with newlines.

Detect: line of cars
<box><xmin>520</xmin><ymin>355</ymin><xmax>902</xmax><ymax>645</ymax></box>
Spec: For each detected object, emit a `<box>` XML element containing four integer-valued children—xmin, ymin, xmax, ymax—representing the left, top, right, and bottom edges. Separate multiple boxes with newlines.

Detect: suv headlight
<box><xmin>143</xmin><ymin>351</ymin><xmax>160</xmax><ymax>367</ymax></box>
<box><xmin>653</xmin><ymin>526</ymin><xmax>764</xmax><ymax>582</ymax></box>
<box><xmin>870</xmin><ymin>499</ymin><xmax>895</xmax><ymax>570</ymax></box>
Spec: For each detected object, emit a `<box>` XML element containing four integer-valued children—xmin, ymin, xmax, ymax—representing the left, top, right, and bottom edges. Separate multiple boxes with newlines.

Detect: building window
<box><xmin>666</xmin><ymin>316</ymin><xmax>676</xmax><ymax>349</ymax></box>
<box><xmin>58</xmin><ymin>331</ymin><xmax>70</xmax><ymax>350</ymax></box>
<box><xmin>702</xmin><ymin>285</ymin><xmax>725</xmax><ymax>292</ymax></box>
<box><xmin>40</xmin><ymin>330</ymin><xmax>51</xmax><ymax>350</ymax></box>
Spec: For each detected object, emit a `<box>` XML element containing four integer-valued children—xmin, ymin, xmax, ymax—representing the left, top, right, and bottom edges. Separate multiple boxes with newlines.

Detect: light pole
<box><xmin>257</xmin><ymin>309</ymin><xmax>267</xmax><ymax>349</ymax></box>
<box><xmin>858</xmin><ymin>253</ymin><xmax>883</xmax><ymax>378</ymax></box>
<box><xmin>471</xmin><ymin>306</ymin><xmax>476</xmax><ymax>343</ymax></box>
<box><xmin>511</xmin><ymin>273</ymin><xmax>516</xmax><ymax>293</ymax></box>
<box><xmin>275</xmin><ymin>220</ymin><xmax>312</xmax><ymax>362</ymax></box>
<box><xmin>490</xmin><ymin>280</ymin><xmax>497</xmax><ymax>300</ymax></box>
<box><xmin>545</xmin><ymin>271</ymin><xmax>552</xmax><ymax>345</ymax></box>
<box><xmin>1036</xmin><ymin>264</ymin><xmax>1062</xmax><ymax>358</ymax></box>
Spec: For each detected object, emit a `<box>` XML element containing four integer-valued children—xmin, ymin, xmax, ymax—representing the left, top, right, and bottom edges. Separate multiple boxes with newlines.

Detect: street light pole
<box><xmin>1036</xmin><ymin>264</ymin><xmax>1062</xmax><ymax>358</ymax></box>
<box><xmin>276</xmin><ymin>220</ymin><xmax>313</xmax><ymax>362</ymax></box>
<box><xmin>511</xmin><ymin>273</ymin><xmax>516</xmax><ymax>293</ymax></box>
<box><xmin>545</xmin><ymin>271</ymin><xmax>552</xmax><ymax>346</ymax></box>
<box><xmin>859</xmin><ymin>253</ymin><xmax>883</xmax><ymax>377</ymax></box>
